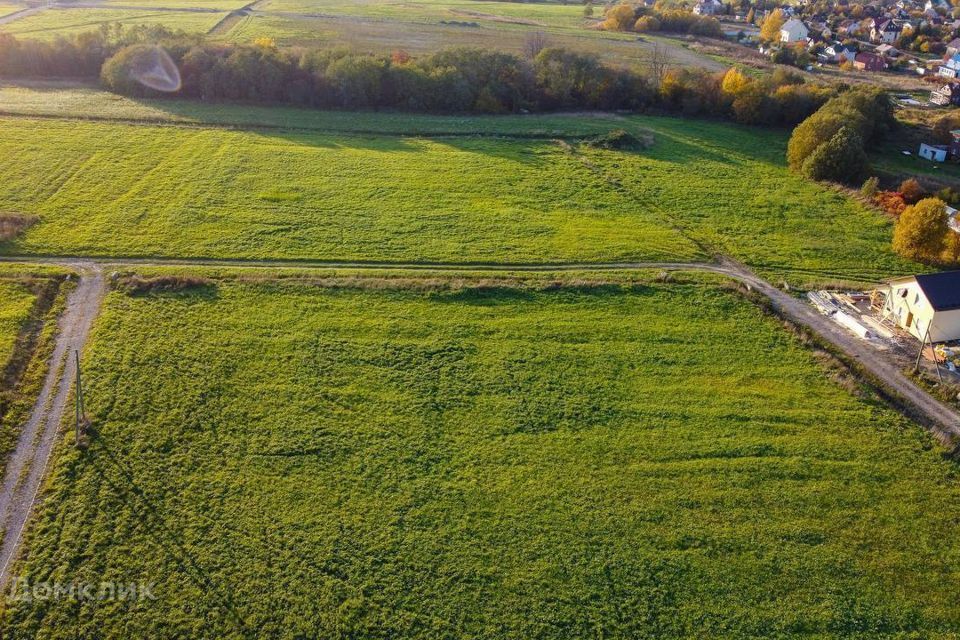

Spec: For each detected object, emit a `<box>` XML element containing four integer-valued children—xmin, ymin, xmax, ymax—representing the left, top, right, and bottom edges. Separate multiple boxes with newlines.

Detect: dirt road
<box><xmin>0</xmin><ymin>262</ymin><xmax>104</xmax><ymax>589</ymax></box>
<box><xmin>0</xmin><ymin>254</ymin><xmax>956</xmax><ymax>589</ymax></box>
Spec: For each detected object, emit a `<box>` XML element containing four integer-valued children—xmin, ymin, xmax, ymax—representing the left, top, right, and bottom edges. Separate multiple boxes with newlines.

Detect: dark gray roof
<box><xmin>916</xmin><ymin>270</ymin><xmax>960</xmax><ymax>311</ymax></box>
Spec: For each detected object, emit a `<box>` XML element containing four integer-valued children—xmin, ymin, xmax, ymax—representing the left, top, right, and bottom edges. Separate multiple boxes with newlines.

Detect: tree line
<box><xmin>99</xmin><ymin>35</ymin><xmax>835</xmax><ymax>123</ymax></box>
<box><xmin>0</xmin><ymin>25</ymin><xmax>837</xmax><ymax>124</ymax></box>
<box><xmin>0</xmin><ymin>24</ymin><xmax>174</xmax><ymax>77</ymax></box>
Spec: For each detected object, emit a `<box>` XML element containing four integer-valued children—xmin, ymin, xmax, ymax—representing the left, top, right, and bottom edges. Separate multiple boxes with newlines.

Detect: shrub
<box><xmin>720</xmin><ymin>67</ymin><xmax>750</xmax><ymax>96</ymax></box>
<box><xmin>875</xmin><ymin>190</ymin><xmax>907</xmax><ymax>216</ymax></box>
<box><xmin>935</xmin><ymin>187</ymin><xmax>960</xmax><ymax>207</ymax></box>
<box><xmin>603</xmin><ymin>3</ymin><xmax>636</xmax><ymax>31</ymax></box>
<box><xmin>787</xmin><ymin>110</ymin><xmax>856</xmax><ymax>169</ymax></box>
<box><xmin>116</xmin><ymin>275</ymin><xmax>215</xmax><ymax>295</ymax></box>
<box><xmin>690</xmin><ymin>16</ymin><xmax>722</xmax><ymax>37</ymax></box>
<box><xmin>899</xmin><ymin>178</ymin><xmax>925</xmax><ymax>205</ymax></box>
<box><xmin>893</xmin><ymin>197</ymin><xmax>949</xmax><ymax>263</ymax></box>
<box><xmin>786</xmin><ymin>87</ymin><xmax>890</xmax><ymax>182</ymax></box>
<box><xmin>800</xmin><ymin>126</ymin><xmax>867</xmax><ymax>184</ymax></box>
<box><xmin>861</xmin><ymin>176</ymin><xmax>879</xmax><ymax>198</ymax></box>
<box><xmin>634</xmin><ymin>16</ymin><xmax>661</xmax><ymax>32</ymax></box>
<box><xmin>586</xmin><ymin>129</ymin><xmax>653</xmax><ymax>150</ymax></box>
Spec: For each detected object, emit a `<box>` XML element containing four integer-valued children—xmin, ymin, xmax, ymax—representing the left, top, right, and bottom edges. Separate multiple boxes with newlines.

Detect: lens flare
<box><xmin>129</xmin><ymin>46</ymin><xmax>181</xmax><ymax>93</ymax></box>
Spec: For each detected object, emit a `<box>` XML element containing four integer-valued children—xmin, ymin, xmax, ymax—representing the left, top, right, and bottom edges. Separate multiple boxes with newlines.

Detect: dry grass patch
<box><xmin>0</xmin><ymin>213</ymin><xmax>37</xmax><ymax>242</ymax></box>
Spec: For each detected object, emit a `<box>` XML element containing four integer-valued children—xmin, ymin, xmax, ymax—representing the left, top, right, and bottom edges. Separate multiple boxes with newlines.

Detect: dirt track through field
<box><xmin>0</xmin><ymin>254</ymin><xmax>957</xmax><ymax>590</ymax></box>
<box><xmin>0</xmin><ymin>262</ymin><xmax>104</xmax><ymax>590</ymax></box>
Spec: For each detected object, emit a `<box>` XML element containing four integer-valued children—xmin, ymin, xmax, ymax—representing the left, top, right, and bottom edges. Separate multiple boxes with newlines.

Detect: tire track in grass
<box><xmin>557</xmin><ymin>140</ymin><xmax>719</xmax><ymax>260</ymax></box>
<box><xmin>0</xmin><ymin>262</ymin><xmax>104</xmax><ymax>590</ymax></box>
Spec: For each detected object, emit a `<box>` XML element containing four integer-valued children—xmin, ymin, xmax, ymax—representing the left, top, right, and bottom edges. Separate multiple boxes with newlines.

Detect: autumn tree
<box><xmin>720</xmin><ymin>67</ymin><xmax>750</xmax><ymax>95</ymax></box>
<box><xmin>893</xmin><ymin>198</ymin><xmax>949</xmax><ymax>263</ymax></box>
<box><xmin>942</xmin><ymin>231</ymin><xmax>960</xmax><ymax>266</ymax></box>
<box><xmin>603</xmin><ymin>3</ymin><xmax>637</xmax><ymax>31</ymax></box>
<box><xmin>760</xmin><ymin>8</ymin><xmax>785</xmax><ymax>42</ymax></box>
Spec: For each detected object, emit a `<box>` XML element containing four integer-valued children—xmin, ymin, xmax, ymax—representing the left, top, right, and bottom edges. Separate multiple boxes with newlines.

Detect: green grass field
<box><xmin>220</xmin><ymin>12</ymin><xmax>673</xmax><ymax>66</ymax></box>
<box><xmin>0</xmin><ymin>116</ymin><xmax>701</xmax><ymax>264</ymax></box>
<box><xmin>92</xmin><ymin>0</ymin><xmax>251</xmax><ymax>9</ymax></box>
<box><xmin>0</xmin><ymin>279</ymin><xmax>35</xmax><ymax>367</ymax></box>
<box><xmin>0</xmin><ymin>109</ymin><xmax>919</xmax><ymax>283</ymax></box>
<box><xmin>0</xmin><ymin>82</ymin><xmax>664</xmax><ymax>135</ymax></box>
<box><xmin>256</xmin><ymin>0</ymin><xmax>590</xmax><ymax>28</ymax></box>
<box><xmin>4</xmin><ymin>275</ymin><xmax>960</xmax><ymax>637</ymax></box>
<box><xmin>0</xmin><ymin>7</ymin><xmax>228</xmax><ymax>39</ymax></box>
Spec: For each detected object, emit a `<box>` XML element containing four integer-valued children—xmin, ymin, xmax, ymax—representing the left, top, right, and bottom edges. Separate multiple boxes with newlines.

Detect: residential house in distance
<box><xmin>853</xmin><ymin>51</ymin><xmax>886</xmax><ymax>70</ymax></box>
<box><xmin>780</xmin><ymin>17</ymin><xmax>809</xmax><ymax>43</ymax></box>
<box><xmin>806</xmin><ymin>20</ymin><xmax>832</xmax><ymax>40</ymax></box>
<box><xmin>949</xmin><ymin>129</ymin><xmax>960</xmax><ymax>156</ymax></box>
<box><xmin>930</xmin><ymin>82</ymin><xmax>960</xmax><ymax>105</ymax></box>
<box><xmin>822</xmin><ymin>41</ymin><xmax>858</xmax><ymax>63</ymax></box>
<box><xmin>693</xmin><ymin>0</ymin><xmax>724</xmax><ymax>16</ymax></box>
<box><xmin>919</xmin><ymin>142</ymin><xmax>948</xmax><ymax>161</ymax></box>
<box><xmin>883</xmin><ymin>271</ymin><xmax>960</xmax><ymax>343</ymax></box>
<box><xmin>946</xmin><ymin>36</ymin><xmax>960</xmax><ymax>56</ymax></box>
<box><xmin>876</xmin><ymin>43</ymin><xmax>899</xmax><ymax>58</ymax></box>
<box><xmin>871</xmin><ymin>17</ymin><xmax>902</xmax><ymax>43</ymax></box>
<box><xmin>939</xmin><ymin>53</ymin><xmax>960</xmax><ymax>77</ymax></box>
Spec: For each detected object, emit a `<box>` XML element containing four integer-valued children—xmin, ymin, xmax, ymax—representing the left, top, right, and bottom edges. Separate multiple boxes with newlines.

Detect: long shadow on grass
<box><xmin>83</xmin><ymin>438</ymin><xmax>255</xmax><ymax>638</ymax></box>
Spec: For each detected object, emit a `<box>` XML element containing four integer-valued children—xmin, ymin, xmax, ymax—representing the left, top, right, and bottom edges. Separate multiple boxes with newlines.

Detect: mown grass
<box><xmin>0</xmin><ymin>8</ymin><xmax>228</xmax><ymax>38</ymax></box>
<box><xmin>0</xmin><ymin>116</ymin><xmax>702</xmax><ymax>264</ymax></box>
<box><xmin>0</xmin><ymin>109</ymin><xmax>920</xmax><ymax>284</ymax></box>
<box><xmin>5</xmin><ymin>278</ymin><xmax>960</xmax><ymax>637</ymax></box>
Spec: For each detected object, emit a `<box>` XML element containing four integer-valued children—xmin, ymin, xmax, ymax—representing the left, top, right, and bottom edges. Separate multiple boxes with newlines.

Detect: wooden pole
<box><xmin>915</xmin><ymin>326</ymin><xmax>931</xmax><ymax>371</ymax></box>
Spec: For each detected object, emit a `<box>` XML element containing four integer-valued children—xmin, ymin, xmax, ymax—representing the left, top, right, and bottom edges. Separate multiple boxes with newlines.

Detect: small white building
<box><xmin>919</xmin><ymin>142</ymin><xmax>948</xmax><ymax>162</ymax></box>
<box><xmin>780</xmin><ymin>18</ymin><xmax>809</xmax><ymax>43</ymax></box>
<box><xmin>883</xmin><ymin>271</ymin><xmax>960</xmax><ymax>342</ymax></box>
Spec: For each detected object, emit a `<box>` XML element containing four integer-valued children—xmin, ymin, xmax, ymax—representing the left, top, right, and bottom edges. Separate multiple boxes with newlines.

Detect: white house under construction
<box><xmin>882</xmin><ymin>271</ymin><xmax>960</xmax><ymax>343</ymax></box>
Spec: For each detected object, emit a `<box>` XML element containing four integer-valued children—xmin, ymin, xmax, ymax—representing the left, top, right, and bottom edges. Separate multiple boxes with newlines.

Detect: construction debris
<box><xmin>806</xmin><ymin>289</ymin><xmax>898</xmax><ymax>344</ymax></box>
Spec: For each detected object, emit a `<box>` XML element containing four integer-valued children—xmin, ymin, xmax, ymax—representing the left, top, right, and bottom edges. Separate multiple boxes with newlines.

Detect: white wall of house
<box><xmin>919</xmin><ymin>143</ymin><xmax>948</xmax><ymax>161</ymax></box>
<box><xmin>884</xmin><ymin>280</ymin><xmax>960</xmax><ymax>342</ymax></box>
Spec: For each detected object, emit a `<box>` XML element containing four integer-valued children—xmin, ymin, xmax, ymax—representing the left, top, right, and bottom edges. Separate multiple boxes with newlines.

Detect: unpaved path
<box><xmin>0</xmin><ymin>6</ymin><xmax>43</xmax><ymax>25</ymax></box>
<box><xmin>0</xmin><ymin>254</ymin><xmax>957</xmax><ymax>588</ymax></box>
<box><xmin>0</xmin><ymin>262</ymin><xmax>104</xmax><ymax>589</ymax></box>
